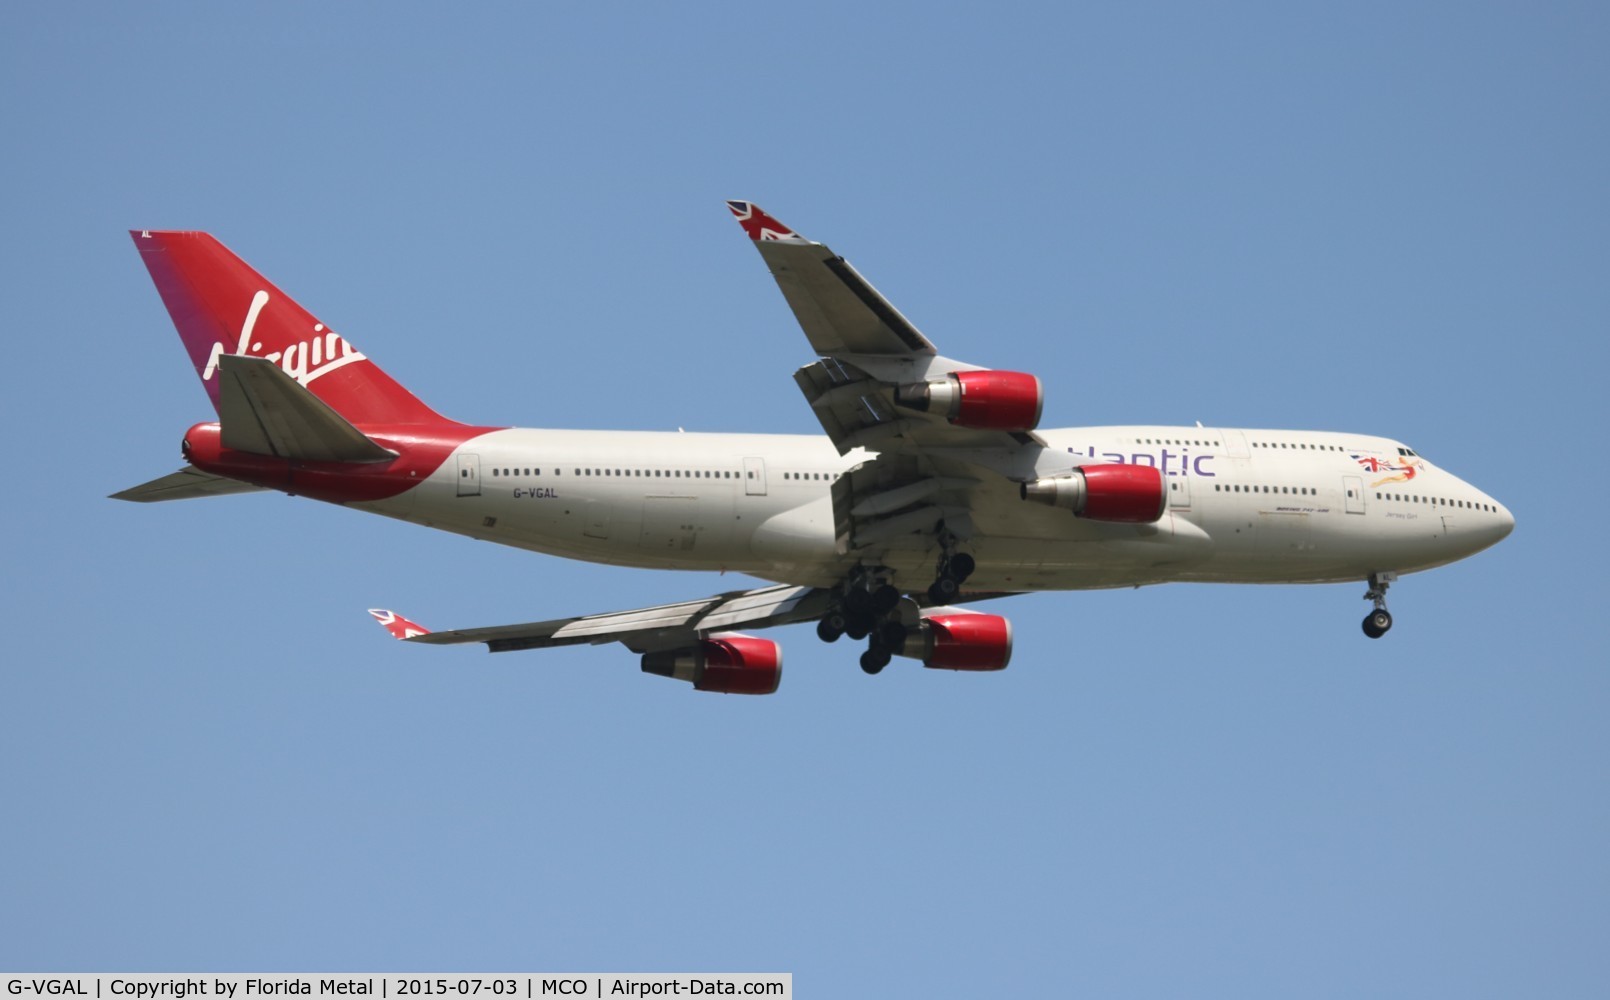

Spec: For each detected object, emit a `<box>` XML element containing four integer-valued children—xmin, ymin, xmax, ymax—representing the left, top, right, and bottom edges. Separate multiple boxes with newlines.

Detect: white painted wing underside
<box><xmin>404</xmin><ymin>584</ymin><xmax>833</xmax><ymax>654</ymax></box>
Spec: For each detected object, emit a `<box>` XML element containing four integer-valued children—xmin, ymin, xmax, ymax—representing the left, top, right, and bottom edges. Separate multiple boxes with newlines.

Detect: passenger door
<box><xmin>1342</xmin><ymin>475</ymin><xmax>1365</xmax><ymax>514</ymax></box>
<box><xmin>456</xmin><ymin>453</ymin><xmax>481</xmax><ymax>497</ymax></box>
<box><xmin>743</xmin><ymin>456</ymin><xmax>768</xmax><ymax>497</ymax></box>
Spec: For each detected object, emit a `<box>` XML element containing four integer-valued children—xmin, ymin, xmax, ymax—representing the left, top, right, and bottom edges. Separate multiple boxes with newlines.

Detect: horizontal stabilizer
<box><xmin>110</xmin><ymin>466</ymin><xmax>269</xmax><ymax>503</ymax></box>
<box><xmin>219</xmin><ymin>354</ymin><xmax>398</xmax><ymax>463</ymax></box>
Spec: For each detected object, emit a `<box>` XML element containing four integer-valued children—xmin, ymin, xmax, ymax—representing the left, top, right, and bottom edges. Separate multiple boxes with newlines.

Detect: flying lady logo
<box><xmin>200</xmin><ymin>290</ymin><xmax>368</xmax><ymax>387</ymax></box>
<box><xmin>1354</xmin><ymin>453</ymin><xmax>1424</xmax><ymax>487</ymax></box>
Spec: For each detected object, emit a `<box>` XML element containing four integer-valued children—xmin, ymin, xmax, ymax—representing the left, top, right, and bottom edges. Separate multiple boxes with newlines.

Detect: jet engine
<box><xmin>895</xmin><ymin>613</ymin><xmax>1013</xmax><ymax>671</ymax></box>
<box><xmin>895</xmin><ymin>370</ymin><xmax>1043</xmax><ymax>432</ymax></box>
<box><xmin>1020</xmin><ymin>464</ymin><xmax>1167</xmax><ymax>523</ymax></box>
<box><xmin>640</xmin><ymin>634</ymin><xmax>783</xmax><ymax>694</ymax></box>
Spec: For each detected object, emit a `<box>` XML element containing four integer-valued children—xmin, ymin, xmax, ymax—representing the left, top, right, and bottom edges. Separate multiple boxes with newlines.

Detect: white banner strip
<box><xmin>1</xmin><ymin>977</ymin><xmax>790</xmax><ymax>1000</ymax></box>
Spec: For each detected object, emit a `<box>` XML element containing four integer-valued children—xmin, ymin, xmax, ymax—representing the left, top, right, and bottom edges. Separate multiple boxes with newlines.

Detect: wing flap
<box><xmin>218</xmin><ymin>355</ymin><xmax>397</xmax><ymax>463</ymax></box>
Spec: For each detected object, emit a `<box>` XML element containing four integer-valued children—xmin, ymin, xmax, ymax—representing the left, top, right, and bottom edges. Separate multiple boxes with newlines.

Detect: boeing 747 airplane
<box><xmin>115</xmin><ymin>203</ymin><xmax>1514</xmax><ymax>693</ymax></box>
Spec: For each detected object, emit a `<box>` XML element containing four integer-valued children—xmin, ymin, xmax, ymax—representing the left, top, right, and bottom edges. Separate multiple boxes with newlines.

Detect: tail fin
<box><xmin>130</xmin><ymin>230</ymin><xmax>449</xmax><ymax>425</ymax></box>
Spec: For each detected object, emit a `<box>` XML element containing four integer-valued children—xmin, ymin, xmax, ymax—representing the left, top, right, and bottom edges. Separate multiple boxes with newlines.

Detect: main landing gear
<box><xmin>815</xmin><ymin>571</ymin><xmax>915</xmax><ymax>674</ymax></box>
<box><xmin>1362</xmin><ymin>571</ymin><xmax>1397</xmax><ymax>639</ymax></box>
<box><xmin>818</xmin><ymin>550</ymin><xmax>980</xmax><ymax>675</ymax></box>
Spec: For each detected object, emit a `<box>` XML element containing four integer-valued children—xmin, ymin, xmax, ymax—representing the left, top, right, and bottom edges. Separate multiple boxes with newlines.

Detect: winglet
<box><xmin>726</xmin><ymin>201</ymin><xmax>808</xmax><ymax>243</ymax></box>
<box><xmin>368</xmin><ymin>609</ymin><xmax>432</xmax><ymax>640</ymax></box>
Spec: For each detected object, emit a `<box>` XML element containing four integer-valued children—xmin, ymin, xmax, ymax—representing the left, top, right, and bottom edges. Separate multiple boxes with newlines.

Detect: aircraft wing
<box><xmin>727</xmin><ymin>201</ymin><xmax>937</xmax><ymax>358</ymax></box>
<box><xmin>370</xmin><ymin>584</ymin><xmax>834</xmax><ymax>653</ymax></box>
<box><xmin>728</xmin><ymin>201</ymin><xmax>1055</xmax><ymax>561</ymax></box>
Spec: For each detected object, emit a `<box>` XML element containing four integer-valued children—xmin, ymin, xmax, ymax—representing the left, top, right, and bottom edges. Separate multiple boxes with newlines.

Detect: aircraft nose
<box><xmin>1497</xmin><ymin>503</ymin><xmax>1516</xmax><ymax>540</ymax></box>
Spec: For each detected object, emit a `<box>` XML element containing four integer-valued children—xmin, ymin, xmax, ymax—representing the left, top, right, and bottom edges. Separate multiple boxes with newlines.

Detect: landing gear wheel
<box><xmin>876</xmin><ymin>620</ymin><xmax>908</xmax><ymax>649</ymax></box>
<box><xmin>927</xmin><ymin>577</ymin><xmax>960</xmax><ymax>605</ymax></box>
<box><xmin>844</xmin><ymin>588</ymin><xmax>874</xmax><ymax>616</ymax></box>
<box><xmin>1361</xmin><ymin>571</ymin><xmax>1397</xmax><ymax>639</ymax></box>
<box><xmin>860</xmin><ymin>646</ymin><xmax>892</xmax><ymax>674</ymax></box>
<box><xmin>844</xmin><ymin>614</ymin><xmax>874</xmax><ymax>641</ymax></box>
<box><xmin>817</xmin><ymin>615</ymin><xmax>845</xmax><ymax>643</ymax></box>
<box><xmin>948</xmin><ymin>553</ymin><xmax>975</xmax><ymax>582</ymax></box>
<box><xmin>871</xmin><ymin>584</ymin><xmax>902</xmax><ymax>615</ymax></box>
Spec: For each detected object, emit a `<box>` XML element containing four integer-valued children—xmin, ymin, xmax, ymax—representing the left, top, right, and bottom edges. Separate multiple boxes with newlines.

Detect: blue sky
<box><xmin>3</xmin><ymin>2</ymin><xmax>1606</xmax><ymax>995</ymax></box>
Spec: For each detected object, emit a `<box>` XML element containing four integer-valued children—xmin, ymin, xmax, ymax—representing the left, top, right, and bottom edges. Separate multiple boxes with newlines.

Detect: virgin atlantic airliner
<box><xmin>115</xmin><ymin>203</ymin><xmax>1514</xmax><ymax>693</ymax></box>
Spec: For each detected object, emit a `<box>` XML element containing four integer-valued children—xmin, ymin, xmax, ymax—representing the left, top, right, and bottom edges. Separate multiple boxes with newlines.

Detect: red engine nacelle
<box><xmin>895</xmin><ymin>370</ymin><xmax>1044</xmax><ymax>433</ymax></box>
<box><xmin>899</xmin><ymin>613</ymin><xmax>1013</xmax><ymax>671</ymax></box>
<box><xmin>1019</xmin><ymin>463</ymin><xmax>1167</xmax><ymax>523</ymax></box>
<box><xmin>640</xmin><ymin>634</ymin><xmax>783</xmax><ymax>695</ymax></box>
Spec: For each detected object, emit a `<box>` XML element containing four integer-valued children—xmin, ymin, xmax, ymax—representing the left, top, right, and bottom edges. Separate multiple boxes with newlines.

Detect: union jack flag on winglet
<box><xmin>368</xmin><ymin>609</ymin><xmax>431</xmax><ymax>640</ymax></box>
<box><xmin>727</xmin><ymin>201</ymin><xmax>806</xmax><ymax>242</ymax></box>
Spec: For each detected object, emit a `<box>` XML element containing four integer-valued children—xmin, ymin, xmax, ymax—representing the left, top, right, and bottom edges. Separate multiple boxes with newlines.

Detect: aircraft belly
<box><xmin>955</xmin><ymin>513</ymin><xmax>1214</xmax><ymax>591</ymax></box>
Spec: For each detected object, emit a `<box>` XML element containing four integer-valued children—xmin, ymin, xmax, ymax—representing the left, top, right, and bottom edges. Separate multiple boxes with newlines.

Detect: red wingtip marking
<box><xmin>726</xmin><ymin>200</ymin><xmax>798</xmax><ymax>242</ymax></box>
<box><xmin>368</xmin><ymin>608</ymin><xmax>431</xmax><ymax>639</ymax></box>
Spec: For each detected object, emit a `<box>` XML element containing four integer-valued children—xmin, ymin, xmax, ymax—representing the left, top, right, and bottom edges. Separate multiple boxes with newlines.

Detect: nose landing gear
<box><xmin>1362</xmin><ymin>571</ymin><xmax>1397</xmax><ymax>638</ymax></box>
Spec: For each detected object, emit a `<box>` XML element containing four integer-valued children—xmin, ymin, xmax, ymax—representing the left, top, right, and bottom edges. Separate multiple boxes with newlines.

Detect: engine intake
<box><xmin>895</xmin><ymin>370</ymin><xmax>1043</xmax><ymax>432</ymax></box>
<box><xmin>896</xmin><ymin>613</ymin><xmax>1013</xmax><ymax>671</ymax></box>
<box><xmin>1020</xmin><ymin>464</ymin><xmax>1167</xmax><ymax>523</ymax></box>
<box><xmin>641</xmin><ymin>634</ymin><xmax>782</xmax><ymax>695</ymax></box>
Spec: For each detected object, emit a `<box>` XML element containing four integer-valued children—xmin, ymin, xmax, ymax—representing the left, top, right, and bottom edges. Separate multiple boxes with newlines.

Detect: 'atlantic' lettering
<box><xmin>1069</xmin><ymin>445</ymin><xmax>1216</xmax><ymax>477</ymax></box>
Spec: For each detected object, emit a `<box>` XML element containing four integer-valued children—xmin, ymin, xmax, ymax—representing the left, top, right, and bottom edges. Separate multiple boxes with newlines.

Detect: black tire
<box><xmin>1362</xmin><ymin>610</ymin><xmax>1393</xmax><ymax>639</ymax></box>
<box><xmin>871</xmin><ymin>584</ymin><xmax>902</xmax><ymax>615</ymax></box>
<box><xmin>845</xmin><ymin>614</ymin><xmax>873</xmax><ymax>641</ymax></box>
<box><xmin>948</xmin><ymin>553</ymin><xmax>976</xmax><ymax>581</ymax></box>
<box><xmin>877</xmin><ymin>620</ymin><xmax>908</xmax><ymax>649</ymax></box>
<box><xmin>928</xmin><ymin>577</ymin><xmax>959</xmax><ymax>604</ymax></box>
<box><xmin>817</xmin><ymin>616</ymin><xmax>845</xmax><ymax>643</ymax></box>
<box><xmin>860</xmin><ymin>647</ymin><xmax>892</xmax><ymax>674</ymax></box>
<box><xmin>844</xmin><ymin>588</ymin><xmax>874</xmax><ymax>615</ymax></box>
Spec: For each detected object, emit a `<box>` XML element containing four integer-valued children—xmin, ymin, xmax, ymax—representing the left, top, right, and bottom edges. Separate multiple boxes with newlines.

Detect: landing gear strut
<box><xmin>926</xmin><ymin>548</ymin><xmax>975</xmax><ymax>605</ymax></box>
<box><xmin>1361</xmin><ymin>571</ymin><xmax>1396</xmax><ymax>639</ymax></box>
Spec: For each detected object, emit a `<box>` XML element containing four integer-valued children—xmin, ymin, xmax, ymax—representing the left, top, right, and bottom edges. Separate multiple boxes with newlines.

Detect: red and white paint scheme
<box><xmin>116</xmin><ymin>204</ymin><xmax>1515</xmax><ymax>692</ymax></box>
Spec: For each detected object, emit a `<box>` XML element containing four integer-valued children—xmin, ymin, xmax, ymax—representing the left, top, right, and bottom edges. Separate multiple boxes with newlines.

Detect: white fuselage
<box><xmin>356</xmin><ymin>424</ymin><xmax>1514</xmax><ymax>593</ymax></box>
